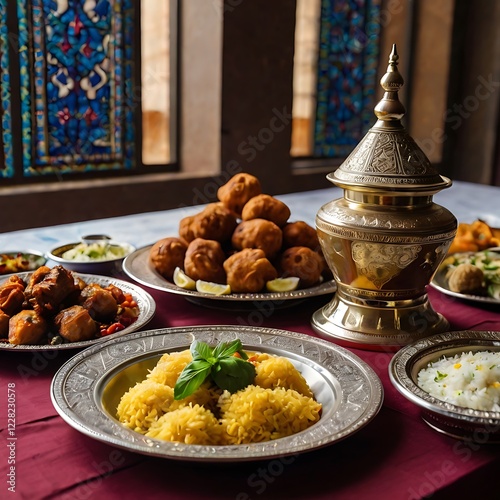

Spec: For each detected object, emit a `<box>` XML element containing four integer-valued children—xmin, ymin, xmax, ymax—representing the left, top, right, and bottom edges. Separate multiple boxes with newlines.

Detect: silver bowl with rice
<box><xmin>389</xmin><ymin>330</ymin><xmax>500</xmax><ymax>443</ymax></box>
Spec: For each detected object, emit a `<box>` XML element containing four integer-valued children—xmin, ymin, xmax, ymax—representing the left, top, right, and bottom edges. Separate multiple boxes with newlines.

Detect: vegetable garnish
<box><xmin>174</xmin><ymin>339</ymin><xmax>256</xmax><ymax>400</ymax></box>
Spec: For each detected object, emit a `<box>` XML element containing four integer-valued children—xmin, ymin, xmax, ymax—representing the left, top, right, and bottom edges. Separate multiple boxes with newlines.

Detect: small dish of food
<box><xmin>48</xmin><ymin>239</ymin><xmax>135</xmax><ymax>275</ymax></box>
<box><xmin>431</xmin><ymin>249</ymin><xmax>500</xmax><ymax>303</ymax></box>
<box><xmin>389</xmin><ymin>330</ymin><xmax>500</xmax><ymax>442</ymax></box>
<box><xmin>0</xmin><ymin>250</ymin><xmax>47</xmax><ymax>275</ymax></box>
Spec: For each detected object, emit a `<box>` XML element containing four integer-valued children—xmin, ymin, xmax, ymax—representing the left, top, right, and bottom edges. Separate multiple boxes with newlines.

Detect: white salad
<box><xmin>61</xmin><ymin>242</ymin><xmax>128</xmax><ymax>262</ymax></box>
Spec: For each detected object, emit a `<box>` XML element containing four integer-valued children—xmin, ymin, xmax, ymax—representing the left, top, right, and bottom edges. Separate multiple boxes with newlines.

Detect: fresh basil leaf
<box><xmin>174</xmin><ymin>359</ymin><xmax>211</xmax><ymax>400</ymax></box>
<box><xmin>212</xmin><ymin>339</ymin><xmax>242</xmax><ymax>359</ymax></box>
<box><xmin>190</xmin><ymin>340</ymin><xmax>213</xmax><ymax>361</ymax></box>
<box><xmin>211</xmin><ymin>356</ymin><xmax>256</xmax><ymax>393</ymax></box>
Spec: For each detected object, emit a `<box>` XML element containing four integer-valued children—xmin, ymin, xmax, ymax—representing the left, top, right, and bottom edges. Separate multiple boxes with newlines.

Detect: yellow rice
<box><xmin>116</xmin><ymin>349</ymin><xmax>322</xmax><ymax>445</ymax></box>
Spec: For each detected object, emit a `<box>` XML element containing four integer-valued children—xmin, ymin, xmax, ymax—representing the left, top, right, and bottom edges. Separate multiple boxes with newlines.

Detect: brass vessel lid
<box><xmin>329</xmin><ymin>45</ymin><xmax>451</xmax><ymax>194</ymax></box>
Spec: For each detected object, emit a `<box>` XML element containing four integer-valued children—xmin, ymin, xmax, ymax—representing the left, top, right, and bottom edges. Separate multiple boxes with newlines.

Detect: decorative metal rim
<box><xmin>51</xmin><ymin>325</ymin><xmax>384</xmax><ymax>462</ymax></box>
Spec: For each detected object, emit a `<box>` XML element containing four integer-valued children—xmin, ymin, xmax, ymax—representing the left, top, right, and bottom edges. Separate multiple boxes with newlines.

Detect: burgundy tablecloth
<box><xmin>1</xmin><ymin>283</ymin><xmax>499</xmax><ymax>500</ymax></box>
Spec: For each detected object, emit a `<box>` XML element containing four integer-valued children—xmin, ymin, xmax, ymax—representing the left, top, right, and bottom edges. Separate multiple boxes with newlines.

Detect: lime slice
<box><xmin>173</xmin><ymin>267</ymin><xmax>196</xmax><ymax>290</ymax></box>
<box><xmin>266</xmin><ymin>277</ymin><xmax>300</xmax><ymax>292</ymax></box>
<box><xmin>196</xmin><ymin>280</ymin><xmax>231</xmax><ymax>295</ymax></box>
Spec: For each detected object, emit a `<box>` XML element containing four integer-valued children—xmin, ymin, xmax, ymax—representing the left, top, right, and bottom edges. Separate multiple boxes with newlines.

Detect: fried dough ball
<box><xmin>8</xmin><ymin>310</ymin><xmax>48</xmax><ymax>345</ymax></box>
<box><xmin>150</xmin><ymin>237</ymin><xmax>188</xmax><ymax>281</ymax></box>
<box><xmin>448</xmin><ymin>263</ymin><xmax>484</xmax><ymax>293</ymax></box>
<box><xmin>178</xmin><ymin>216</ymin><xmax>197</xmax><ymax>245</ymax></box>
<box><xmin>217</xmin><ymin>173</ymin><xmax>261</xmax><ymax>215</ymax></box>
<box><xmin>241</xmin><ymin>194</ymin><xmax>291</xmax><ymax>228</ymax></box>
<box><xmin>282</xmin><ymin>221</ymin><xmax>320</xmax><ymax>250</ymax></box>
<box><xmin>54</xmin><ymin>305</ymin><xmax>97</xmax><ymax>342</ymax></box>
<box><xmin>224</xmin><ymin>249</ymin><xmax>278</xmax><ymax>293</ymax></box>
<box><xmin>279</xmin><ymin>246</ymin><xmax>323</xmax><ymax>288</ymax></box>
<box><xmin>192</xmin><ymin>203</ymin><xmax>238</xmax><ymax>242</ymax></box>
<box><xmin>231</xmin><ymin>219</ymin><xmax>283</xmax><ymax>259</ymax></box>
<box><xmin>184</xmin><ymin>238</ymin><xmax>226</xmax><ymax>283</ymax></box>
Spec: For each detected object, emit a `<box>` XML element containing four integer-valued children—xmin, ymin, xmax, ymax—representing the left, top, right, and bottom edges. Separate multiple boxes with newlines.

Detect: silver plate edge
<box><xmin>122</xmin><ymin>245</ymin><xmax>336</xmax><ymax>301</ymax></box>
<box><xmin>430</xmin><ymin>252</ymin><xmax>500</xmax><ymax>305</ymax></box>
<box><xmin>389</xmin><ymin>330</ymin><xmax>500</xmax><ymax>425</ymax></box>
<box><xmin>0</xmin><ymin>272</ymin><xmax>156</xmax><ymax>351</ymax></box>
<box><xmin>50</xmin><ymin>325</ymin><xmax>384</xmax><ymax>462</ymax></box>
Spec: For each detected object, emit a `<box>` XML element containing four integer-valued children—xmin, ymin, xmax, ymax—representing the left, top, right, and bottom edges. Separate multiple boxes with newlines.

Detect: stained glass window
<box><xmin>0</xmin><ymin>0</ymin><xmax>13</xmax><ymax>178</ymax></box>
<box><xmin>18</xmin><ymin>0</ymin><xmax>135</xmax><ymax>176</ymax></box>
<box><xmin>292</xmin><ymin>0</ymin><xmax>382</xmax><ymax>158</ymax></box>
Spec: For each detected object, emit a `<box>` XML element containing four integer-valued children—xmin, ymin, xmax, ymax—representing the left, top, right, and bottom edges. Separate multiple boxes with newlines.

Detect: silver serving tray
<box><xmin>51</xmin><ymin>325</ymin><xmax>383</xmax><ymax>461</ymax></box>
<box><xmin>0</xmin><ymin>272</ymin><xmax>156</xmax><ymax>351</ymax></box>
<box><xmin>123</xmin><ymin>245</ymin><xmax>336</xmax><ymax>308</ymax></box>
<box><xmin>389</xmin><ymin>330</ymin><xmax>500</xmax><ymax>442</ymax></box>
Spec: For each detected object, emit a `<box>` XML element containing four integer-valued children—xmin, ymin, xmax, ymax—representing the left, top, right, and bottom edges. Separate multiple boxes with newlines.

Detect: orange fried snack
<box><xmin>217</xmin><ymin>173</ymin><xmax>261</xmax><ymax>215</ymax></box>
<box><xmin>449</xmin><ymin>220</ymin><xmax>500</xmax><ymax>254</ymax></box>
<box><xmin>182</xmin><ymin>203</ymin><xmax>238</xmax><ymax>243</ymax></box>
<box><xmin>231</xmin><ymin>219</ymin><xmax>283</xmax><ymax>259</ymax></box>
<box><xmin>184</xmin><ymin>238</ymin><xmax>226</xmax><ymax>283</ymax></box>
<box><xmin>224</xmin><ymin>248</ymin><xmax>278</xmax><ymax>293</ymax></box>
<box><xmin>150</xmin><ymin>237</ymin><xmax>188</xmax><ymax>281</ymax></box>
<box><xmin>282</xmin><ymin>221</ymin><xmax>320</xmax><ymax>250</ymax></box>
<box><xmin>279</xmin><ymin>246</ymin><xmax>323</xmax><ymax>288</ymax></box>
<box><xmin>241</xmin><ymin>194</ymin><xmax>291</xmax><ymax>228</ymax></box>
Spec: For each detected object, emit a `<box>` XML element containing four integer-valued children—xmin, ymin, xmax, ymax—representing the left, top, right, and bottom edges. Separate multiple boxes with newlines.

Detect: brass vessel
<box><xmin>312</xmin><ymin>45</ymin><xmax>457</xmax><ymax>351</ymax></box>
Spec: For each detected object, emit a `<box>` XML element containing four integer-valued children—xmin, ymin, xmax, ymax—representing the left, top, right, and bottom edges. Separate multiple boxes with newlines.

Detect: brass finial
<box><xmin>374</xmin><ymin>44</ymin><xmax>405</xmax><ymax>125</ymax></box>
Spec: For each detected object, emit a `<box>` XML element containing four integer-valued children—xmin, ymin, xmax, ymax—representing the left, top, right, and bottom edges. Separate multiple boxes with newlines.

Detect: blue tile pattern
<box><xmin>314</xmin><ymin>0</ymin><xmax>381</xmax><ymax>158</ymax></box>
<box><xmin>18</xmin><ymin>0</ymin><xmax>134</xmax><ymax>176</ymax></box>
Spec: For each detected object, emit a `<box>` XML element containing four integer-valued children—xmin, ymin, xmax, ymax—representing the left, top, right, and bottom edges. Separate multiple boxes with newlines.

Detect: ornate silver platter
<box><xmin>123</xmin><ymin>246</ymin><xmax>336</xmax><ymax>308</ymax></box>
<box><xmin>389</xmin><ymin>330</ymin><xmax>500</xmax><ymax>442</ymax></box>
<box><xmin>0</xmin><ymin>272</ymin><xmax>156</xmax><ymax>351</ymax></box>
<box><xmin>431</xmin><ymin>251</ymin><xmax>500</xmax><ymax>305</ymax></box>
<box><xmin>51</xmin><ymin>325</ymin><xmax>383</xmax><ymax>462</ymax></box>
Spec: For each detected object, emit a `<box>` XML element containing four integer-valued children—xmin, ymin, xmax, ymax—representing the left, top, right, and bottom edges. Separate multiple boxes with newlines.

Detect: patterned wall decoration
<box><xmin>0</xmin><ymin>0</ymin><xmax>13</xmax><ymax>178</ymax></box>
<box><xmin>18</xmin><ymin>0</ymin><xmax>135</xmax><ymax>176</ymax></box>
<box><xmin>314</xmin><ymin>0</ymin><xmax>381</xmax><ymax>158</ymax></box>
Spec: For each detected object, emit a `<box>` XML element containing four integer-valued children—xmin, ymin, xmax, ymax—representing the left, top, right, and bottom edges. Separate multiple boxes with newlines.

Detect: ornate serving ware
<box><xmin>50</xmin><ymin>325</ymin><xmax>383</xmax><ymax>461</ymax></box>
<box><xmin>312</xmin><ymin>46</ymin><xmax>457</xmax><ymax>350</ymax></box>
<box><xmin>389</xmin><ymin>330</ymin><xmax>500</xmax><ymax>442</ymax></box>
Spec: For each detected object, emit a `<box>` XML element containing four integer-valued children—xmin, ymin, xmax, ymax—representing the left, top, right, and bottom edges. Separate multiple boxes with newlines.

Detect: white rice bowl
<box><xmin>418</xmin><ymin>351</ymin><xmax>500</xmax><ymax>411</ymax></box>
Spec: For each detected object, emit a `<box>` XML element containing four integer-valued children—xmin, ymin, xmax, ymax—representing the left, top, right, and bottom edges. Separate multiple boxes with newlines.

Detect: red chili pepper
<box><xmin>101</xmin><ymin>322</ymin><xmax>125</xmax><ymax>336</ymax></box>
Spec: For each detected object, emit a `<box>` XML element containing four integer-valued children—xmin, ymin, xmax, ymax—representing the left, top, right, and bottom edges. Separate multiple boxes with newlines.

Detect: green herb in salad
<box><xmin>174</xmin><ymin>339</ymin><xmax>256</xmax><ymax>400</ymax></box>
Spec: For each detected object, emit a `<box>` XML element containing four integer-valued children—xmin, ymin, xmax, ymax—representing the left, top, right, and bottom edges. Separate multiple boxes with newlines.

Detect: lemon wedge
<box><xmin>196</xmin><ymin>280</ymin><xmax>231</xmax><ymax>295</ymax></box>
<box><xmin>266</xmin><ymin>277</ymin><xmax>300</xmax><ymax>292</ymax></box>
<box><xmin>173</xmin><ymin>267</ymin><xmax>196</xmax><ymax>290</ymax></box>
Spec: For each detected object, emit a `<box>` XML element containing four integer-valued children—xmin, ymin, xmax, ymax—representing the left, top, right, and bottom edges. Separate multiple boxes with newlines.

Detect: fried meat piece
<box><xmin>184</xmin><ymin>238</ymin><xmax>226</xmax><ymax>283</ymax></box>
<box><xmin>30</xmin><ymin>265</ymin><xmax>79</xmax><ymax>316</ymax></box>
<box><xmin>54</xmin><ymin>305</ymin><xmax>97</xmax><ymax>342</ymax></box>
<box><xmin>224</xmin><ymin>249</ymin><xmax>277</xmax><ymax>293</ymax></box>
<box><xmin>231</xmin><ymin>219</ymin><xmax>283</xmax><ymax>259</ymax></box>
<box><xmin>241</xmin><ymin>194</ymin><xmax>291</xmax><ymax>228</ymax></box>
<box><xmin>149</xmin><ymin>237</ymin><xmax>188</xmax><ymax>281</ymax></box>
<box><xmin>79</xmin><ymin>284</ymin><xmax>118</xmax><ymax>321</ymax></box>
<box><xmin>217</xmin><ymin>173</ymin><xmax>261</xmax><ymax>215</ymax></box>
<box><xmin>0</xmin><ymin>275</ymin><xmax>25</xmax><ymax>316</ymax></box>
<box><xmin>282</xmin><ymin>221</ymin><xmax>320</xmax><ymax>250</ymax></box>
<box><xmin>0</xmin><ymin>310</ymin><xmax>9</xmax><ymax>338</ymax></box>
<box><xmin>279</xmin><ymin>246</ymin><xmax>323</xmax><ymax>288</ymax></box>
<box><xmin>24</xmin><ymin>266</ymin><xmax>51</xmax><ymax>300</ymax></box>
<box><xmin>8</xmin><ymin>310</ymin><xmax>48</xmax><ymax>345</ymax></box>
